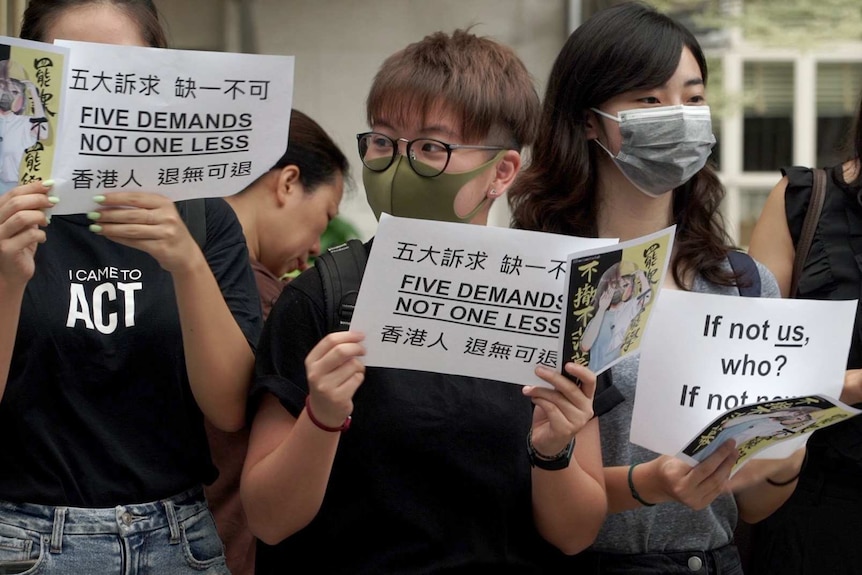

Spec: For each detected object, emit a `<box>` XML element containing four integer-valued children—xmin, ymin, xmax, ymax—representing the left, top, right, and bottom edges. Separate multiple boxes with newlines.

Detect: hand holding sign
<box><xmin>525</xmin><ymin>363</ymin><xmax>596</xmax><ymax>457</ymax></box>
<box><xmin>631</xmin><ymin>290</ymin><xmax>858</xmax><ymax>474</ymax></box>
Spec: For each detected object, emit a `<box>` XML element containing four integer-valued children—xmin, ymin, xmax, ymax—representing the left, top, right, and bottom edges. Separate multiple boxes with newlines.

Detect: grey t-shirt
<box><xmin>591</xmin><ymin>257</ymin><xmax>780</xmax><ymax>554</ymax></box>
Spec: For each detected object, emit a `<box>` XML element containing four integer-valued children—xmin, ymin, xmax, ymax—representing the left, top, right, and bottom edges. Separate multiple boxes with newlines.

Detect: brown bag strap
<box><xmin>790</xmin><ymin>168</ymin><xmax>827</xmax><ymax>297</ymax></box>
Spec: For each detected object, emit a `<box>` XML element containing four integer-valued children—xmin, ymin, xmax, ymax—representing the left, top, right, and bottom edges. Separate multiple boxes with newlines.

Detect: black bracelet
<box><xmin>628</xmin><ymin>463</ymin><xmax>655</xmax><ymax>507</ymax></box>
<box><xmin>766</xmin><ymin>450</ymin><xmax>808</xmax><ymax>487</ymax></box>
<box><xmin>526</xmin><ymin>430</ymin><xmax>575</xmax><ymax>471</ymax></box>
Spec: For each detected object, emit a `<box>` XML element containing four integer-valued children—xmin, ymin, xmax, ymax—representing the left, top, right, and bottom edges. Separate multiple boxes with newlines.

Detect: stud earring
<box><xmin>489</xmin><ymin>188</ymin><xmax>497</xmax><ymax>197</ymax></box>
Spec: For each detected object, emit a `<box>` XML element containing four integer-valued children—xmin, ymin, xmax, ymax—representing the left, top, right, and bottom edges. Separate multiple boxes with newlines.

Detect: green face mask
<box><xmin>363</xmin><ymin>151</ymin><xmax>506</xmax><ymax>223</ymax></box>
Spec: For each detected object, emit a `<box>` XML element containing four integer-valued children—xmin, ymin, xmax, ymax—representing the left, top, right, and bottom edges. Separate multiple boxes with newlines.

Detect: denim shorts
<box><xmin>572</xmin><ymin>544</ymin><xmax>744</xmax><ymax>575</ymax></box>
<box><xmin>0</xmin><ymin>486</ymin><xmax>229</xmax><ymax>575</ymax></box>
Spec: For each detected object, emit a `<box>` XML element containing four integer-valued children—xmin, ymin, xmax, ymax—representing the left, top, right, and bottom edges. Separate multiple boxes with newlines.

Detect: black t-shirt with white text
<box><xmin>0</xmin><ymin>198</ymin><xmax>262</xmax><ymax>507</ymax></box>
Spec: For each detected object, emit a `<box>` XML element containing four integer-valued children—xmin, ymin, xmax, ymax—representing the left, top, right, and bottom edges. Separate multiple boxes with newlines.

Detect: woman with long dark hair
<box><xmin>509</xmin><ymin>3</ymin><xmax>801</xmax><ymax>572</ymax></box>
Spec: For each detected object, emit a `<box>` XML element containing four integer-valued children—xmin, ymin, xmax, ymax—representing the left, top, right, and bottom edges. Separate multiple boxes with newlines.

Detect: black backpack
<box><xmin>314</xmin><ymin>239</ymin><xmax>368</xmax><ymax>332</ymax></box>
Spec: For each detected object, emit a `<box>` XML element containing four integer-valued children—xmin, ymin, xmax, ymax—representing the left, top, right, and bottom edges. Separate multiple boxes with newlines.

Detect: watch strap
<box><xmin>527</xmin><ymin>430</ymin><xmax>575</xmax><ymax>471</ymax></box>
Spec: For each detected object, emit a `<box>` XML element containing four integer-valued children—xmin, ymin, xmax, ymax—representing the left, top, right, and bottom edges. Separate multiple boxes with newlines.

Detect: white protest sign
<box><xmin>630</xmin><ymin>290</ymin><xmax>856</xmax><ymax>458</ymax></box>
<box><xmin>349</xmin><ymin>214</ymin><xmax>616</xmax><ymax>387</ymax></box>
<box><xmin>50</xmin><ymin>40</ymin><xmax>294</xmax><ymax>215</ymax></box>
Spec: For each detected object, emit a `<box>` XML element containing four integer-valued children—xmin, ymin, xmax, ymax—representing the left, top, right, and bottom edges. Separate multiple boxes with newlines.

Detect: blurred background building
<box><xmin>4</xmin><ymin>0</ymin><xmax>862</xmax><ymax>247</ymax></box>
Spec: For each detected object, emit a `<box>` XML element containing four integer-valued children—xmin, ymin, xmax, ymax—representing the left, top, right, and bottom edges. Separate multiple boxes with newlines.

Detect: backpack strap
<box><xmin>790</xmin><ymin>167</ymin><xmax>827</xmax><ymax>298</ymax></box>
<box><xmin>727</xmin><ymin>250</ymin><xmax>761</xmax><ymax>297</ymax></box>
<box><xmin>316</xmin><ymin>239</ymin><xmax>368</xmax><ymax>333</ymax></box>
<box><xmin>177</xmin><ymin>198</ymin><xmax>207</xmax><ymax>249</ymax></box>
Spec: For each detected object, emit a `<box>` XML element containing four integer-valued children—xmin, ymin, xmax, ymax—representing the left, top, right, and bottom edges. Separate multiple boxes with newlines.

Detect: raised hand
<box><xmin>0</xmin><ymin>181</ymin><xmax>54</xmax><ymax>288</ymax></box>
<box><xmin>87</xmin><ymin>192</ymin><xmax>201</xmax><ymax>273</ymax></box>
<box><xmin>649</xmin><ymin>441</ymin><xmax>737</xmax><ymax>510</ymax></box>
<box><xmin>524</xmin><ymin>362</ymin><xmax>596</xmax><ymax>457</ymax></box>
<box><xmin>304</xmin><ymin>331</ymin><xmax>366</xmax><ymax>429</ymax></box>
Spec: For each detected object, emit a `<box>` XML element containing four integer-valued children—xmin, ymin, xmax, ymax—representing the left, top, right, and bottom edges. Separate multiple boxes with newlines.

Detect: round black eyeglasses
<box><xmin>356</xmin><ymin>132</ymin><xmax>506</xmax><ymax>178</ymax></box>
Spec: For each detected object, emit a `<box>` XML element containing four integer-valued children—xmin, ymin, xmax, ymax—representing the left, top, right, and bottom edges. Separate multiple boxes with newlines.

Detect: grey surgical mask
<box><xmin>0</xmin><ymin>91</ymin><xmax>13</xmax><ymax>112</ymax></box>
<box><xmin>591</xmin><ymin>105</ymin><xmax>716</xmax><ymax>197</ymax></box>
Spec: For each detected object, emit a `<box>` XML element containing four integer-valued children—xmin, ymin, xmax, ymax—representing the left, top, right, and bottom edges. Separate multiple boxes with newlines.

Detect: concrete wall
<box><xmin>154</xmin><ymin>0</ymin><xmax>569</xmax><ymax>239</ymax></box>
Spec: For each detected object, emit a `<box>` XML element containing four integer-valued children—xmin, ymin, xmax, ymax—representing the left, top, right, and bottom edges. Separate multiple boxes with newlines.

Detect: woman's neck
<box><xmin>595</xmin><ymin>167</ymin><xmax>674</xmax><ymax>241</ymax></box>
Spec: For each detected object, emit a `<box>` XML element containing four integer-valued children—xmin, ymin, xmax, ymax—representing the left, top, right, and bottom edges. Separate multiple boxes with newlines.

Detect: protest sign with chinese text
<box><xmin>561</xmin><ymin>226</ymin><xmax>675</xmax><ymax>375</ymax></box>
<box><xmin>348</xmin><ymin>214</ymin><xmax>617</xmax><ymax>387</ymax></box>
<box><xmin>631</xmin><ymin>290</ymin><xmax>856</xmax><ymax>466</ymax></box>
<box><xmin>49</xmin><ymin>40</ymin><xmax>294</xmax><ymax>214</ymax></box>
<box><xmin>0</xmin><ymin>36</ymin><xmax>68</xmax><ymax>192</ymax></box>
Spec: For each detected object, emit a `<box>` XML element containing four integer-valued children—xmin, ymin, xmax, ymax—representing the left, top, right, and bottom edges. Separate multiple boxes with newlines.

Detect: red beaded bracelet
<box><xmin>304</xmin><ymin>396</ymin><xmax>351</xmax><ymax>432</ymax></box>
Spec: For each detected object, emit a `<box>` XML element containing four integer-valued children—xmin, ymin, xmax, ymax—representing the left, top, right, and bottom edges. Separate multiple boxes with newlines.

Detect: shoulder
<box><xmin>199</xmin><ymin>197</ymin><xmax>245</xmax><ymax>250</ymax></box>
<box><xmin>274</xmin><ymin>266</ymin><xmax>327</xmax><ymax>313</ymax></box>
<box><xmin>693</xmin><ymin>254</ymin><xmax>779</xmax><ymax>298</ymax></box>
<box><xmin>202</xmin><ymin>197</ymin><xmax>240</xmax><ymax>229</ymax></box>
<box><xmin>781</xmin><ymin>166</ymin><xmax>818</xmax><ymax>219</ymax></box>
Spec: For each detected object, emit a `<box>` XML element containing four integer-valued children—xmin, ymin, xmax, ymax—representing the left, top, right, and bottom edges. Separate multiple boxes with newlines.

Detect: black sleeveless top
<box><xmin>784</xmin><ymin>164</ymin><xmax>862</xmax><ymax>466</ymax></box>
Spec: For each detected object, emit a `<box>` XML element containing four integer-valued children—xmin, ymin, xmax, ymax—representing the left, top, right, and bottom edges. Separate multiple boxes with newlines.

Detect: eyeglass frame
<box><xmin>356</xmin><ymin>131</ymin><xmax>509</xmax><ymax>178</ymax></box>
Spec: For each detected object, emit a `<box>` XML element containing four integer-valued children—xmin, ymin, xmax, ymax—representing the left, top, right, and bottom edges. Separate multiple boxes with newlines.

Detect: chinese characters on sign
<box><xmin>48</xmin><ymin>39</ymin><xmax>294</xmax><ymax>215</ymax></box>
<box><xmin>561</xmin><ymin>226</ymin><xmax>675</xmax><ymax>375</ymax></box>
<box><xmin>0</xmin><ymin>36</ymin><xmax>69</xmax><ymax>193</ymax></box>
<box><xmin>349</xmin><ymin>214</ymin><xmax>616</xmax><ymax>388</ymax></box>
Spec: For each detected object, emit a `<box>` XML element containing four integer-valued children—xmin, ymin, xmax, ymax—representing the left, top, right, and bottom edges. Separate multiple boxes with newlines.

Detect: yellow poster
<box><xmin>0</xmin><ymin>36</ymin><xmax>68</xmax><ymax>192</ymax></box>
<box><xmin>563</xmin><ymin>226</ymin><xmax>675</xmax><ymax>374</ymax></box>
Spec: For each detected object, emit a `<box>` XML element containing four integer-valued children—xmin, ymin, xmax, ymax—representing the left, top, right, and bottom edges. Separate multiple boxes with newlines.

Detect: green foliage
<box><xmin>651</xmin><ymin>0</ymin><xmax>862</xmax><ymax>47</ymax></box>
<box><xmin>319</xmin><ymin>215</ymin><xmax>361</xmax><ymax>253</ymax></box>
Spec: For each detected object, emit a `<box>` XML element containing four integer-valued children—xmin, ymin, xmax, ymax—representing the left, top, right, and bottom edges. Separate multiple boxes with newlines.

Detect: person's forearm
<box><xmin>242</xmin><ymin>412</ymin><xmax>341</xmax><ymax>544</ymax></box>
<box><xmin>605</xmin><ymin>459</ymin><xmax>670</xmax><ymax>513</ymax></box>
<box><xmin>172</xmin><ymin>253</ymin><xmax>254</xmax><ymax>431</ymax></box>
<box><xmin>532</xmin><ymin>422</ymin><xmax>606</xmax><ymax>555</ymax></box>
<box><xmin>732</xmin><ymin>448</ymin><xmax>805</xmax><ymax>523</ymax></box>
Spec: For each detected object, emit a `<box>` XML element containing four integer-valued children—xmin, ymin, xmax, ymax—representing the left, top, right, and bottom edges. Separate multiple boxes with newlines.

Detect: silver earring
<box><xmin>489</xmin><ymin>188</ymin><xmax>497</xmax><ymax>197</ymax></box>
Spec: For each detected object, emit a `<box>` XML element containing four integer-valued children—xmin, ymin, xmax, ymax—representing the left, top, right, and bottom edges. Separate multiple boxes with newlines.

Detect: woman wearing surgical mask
<box><xmin>509</xmin><ymin>3</ymin><xmax>803</xmax><ymax>573</ymax></box>
<box><xmin>242</xmin><ymin>29</ymin><xmax>613</xmax><ymax>574</ymax></box>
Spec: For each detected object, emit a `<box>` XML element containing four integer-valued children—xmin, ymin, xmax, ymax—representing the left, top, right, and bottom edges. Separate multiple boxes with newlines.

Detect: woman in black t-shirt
<box><xmin>0</xmin><ymin>2</ymin><xmax>261</xmax><ymax>573</ymax></box>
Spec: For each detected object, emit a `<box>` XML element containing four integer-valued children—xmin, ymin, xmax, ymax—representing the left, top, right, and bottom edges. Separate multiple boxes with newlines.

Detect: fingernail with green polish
<box><xmin>86</xmin><ymin>211</ymin><xmax>101</xmax><ymax>220</ymax></box>
<box><xmin>92</xmin><ymin>195</ymin><xmax>106</xmax><ymax>203</ymax></box>
<box><xmin>48</xmin><ymin>196</ymin><xmax>60</xmax><ymax>205</ymax></box>
<box><xmin>42</xmin><ymin>179</ymin><xmax>55</xmax><ymax>188</ymax></box>
<box><xmin>89</xmin><ymin>224</ymin><xmax>103</xmax><ymax>233</ymax></box>
<box><xmin>45</xmin><ymin>214</ymin><xmax>52</xmax><ymax>225</ymax></box>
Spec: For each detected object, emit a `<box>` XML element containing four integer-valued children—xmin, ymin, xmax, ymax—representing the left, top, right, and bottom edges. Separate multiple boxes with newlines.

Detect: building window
<box><xmin>743</xmin><ymin>61</ymin><xmax>794</xmax><ymax>172</ymax></box>
<box><xmin>817</xmin><ymin>62</ymin><xmax>862</xmax><ymax>168</ymax></box>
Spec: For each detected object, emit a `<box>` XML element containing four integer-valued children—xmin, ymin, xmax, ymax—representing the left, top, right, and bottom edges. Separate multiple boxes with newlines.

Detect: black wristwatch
<box><xmin>527</xmin><ymin>430</ymin><xmax>575</xmax><ymax>471</ymax></box>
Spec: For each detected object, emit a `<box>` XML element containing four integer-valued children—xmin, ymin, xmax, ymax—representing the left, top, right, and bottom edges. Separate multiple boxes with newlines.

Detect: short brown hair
<box><xmin>366</xmin><ymin>29</ymin><xmax>538</xmax><ymax>149</ymax></box>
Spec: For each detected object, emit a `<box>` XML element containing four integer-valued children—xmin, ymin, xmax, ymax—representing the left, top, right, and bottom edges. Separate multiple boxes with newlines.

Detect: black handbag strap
<box><xmin>790</xmin><ymin>168</ymin><xmax>827</xmax><ymax>297</ymax></box>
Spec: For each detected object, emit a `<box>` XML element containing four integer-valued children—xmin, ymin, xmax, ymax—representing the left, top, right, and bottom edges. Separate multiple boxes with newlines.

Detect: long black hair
<box><xmin>509</xmin><ymin>1</ymin><xmax>738</xmax><ymax>289</ymax></box>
